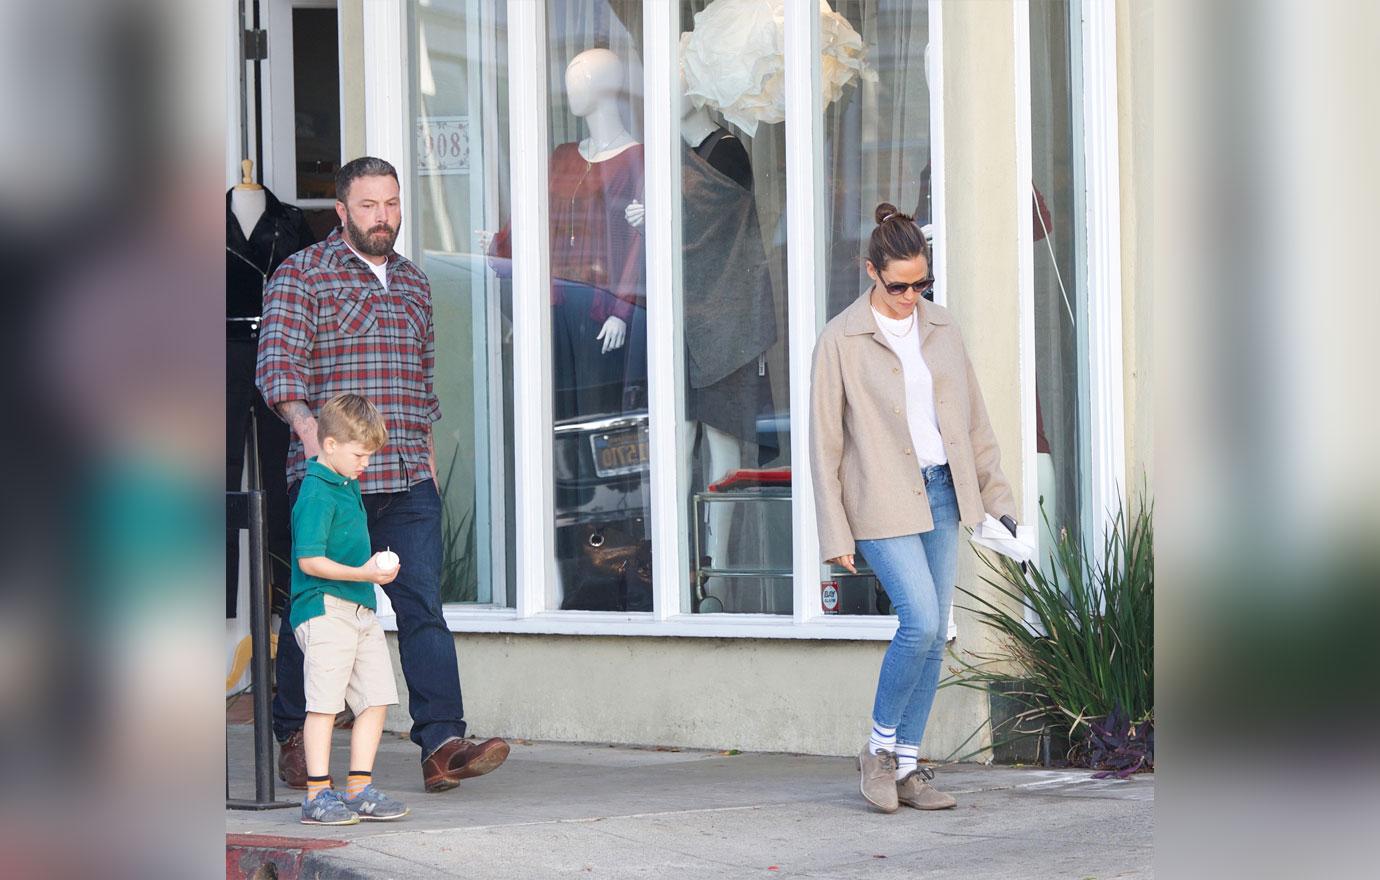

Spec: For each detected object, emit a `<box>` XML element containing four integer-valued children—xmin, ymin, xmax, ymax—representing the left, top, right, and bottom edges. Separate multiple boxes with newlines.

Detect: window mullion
<box><xmin>784</xmin><ymin>0</ymin><xmax>824</xmax><ymax>626</ymax></box>
<box><xmin>506</xmin><ymin>0</ymin><xmax>554</xmax><ymax>618</ymax></box>
<box><xmin>1014</xmin><ymin>0</ymin><xmax>1040</xmax><ymax>534</ymax></box>
<box><xmin>362</xmin><ymin>0</ymin><xmax>411</xmax><ymax>254</ymax></box>
<box><xmin>1079</xmin><ymin>0</ymin><xmax>1127</xmax><ymax>547</ymax></box>
<box><xmin>642</xmin><ymin>1</ymin><xmax>685</xmax><ymax>622</ymax></box>
<box><xmin>930</xmin><ymin>0</ymin><xmax>949</xmax><ymax>307</ymax></box>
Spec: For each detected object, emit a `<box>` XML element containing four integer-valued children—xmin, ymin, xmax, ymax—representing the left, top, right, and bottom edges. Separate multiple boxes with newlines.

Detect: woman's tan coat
<box><xmin>809</xmin><ymin>292</ymin><xmax>1017</xmax><ymax>562</ymax></box>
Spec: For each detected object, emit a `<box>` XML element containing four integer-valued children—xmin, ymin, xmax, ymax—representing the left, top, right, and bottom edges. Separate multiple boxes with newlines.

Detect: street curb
<box><xmin>227</xmin><ymin>833</ymin><xmax>369</xmax><ymax>880</ymax></box>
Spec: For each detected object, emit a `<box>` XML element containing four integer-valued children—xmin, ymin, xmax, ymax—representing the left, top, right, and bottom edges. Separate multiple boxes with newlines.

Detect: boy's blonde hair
<box><xmin>317</xmin><ymin>394</ymin><xmax>388</xmax><ymax>450</ymax></box>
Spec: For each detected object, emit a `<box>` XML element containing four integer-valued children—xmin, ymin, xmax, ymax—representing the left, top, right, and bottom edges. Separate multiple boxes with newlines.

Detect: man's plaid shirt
<box><xmin>256</xmin><ymin>228</ymin><xmax>441</xmax><ymax>494</ymax></box>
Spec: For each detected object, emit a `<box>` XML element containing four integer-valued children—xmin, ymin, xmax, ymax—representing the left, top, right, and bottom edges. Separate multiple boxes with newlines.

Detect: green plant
<box><xmin>948</xmin><ymin>493</ymin><xmax>1154</xmax><ymax>771</ymax></box>
<box><xmin>438</xmin><ymin>445</ymin><xmax>478</xmax><ymax>603</ymax></box>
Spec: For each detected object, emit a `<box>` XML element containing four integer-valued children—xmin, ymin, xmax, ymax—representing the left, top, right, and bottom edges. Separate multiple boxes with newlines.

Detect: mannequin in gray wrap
<box><xmin>626</xmin><ymin>70</ymin><xmax>775</xmax><ymax>594</ymax></box>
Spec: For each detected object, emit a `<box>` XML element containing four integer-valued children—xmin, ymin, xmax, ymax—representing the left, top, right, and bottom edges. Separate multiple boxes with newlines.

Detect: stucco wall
<box><xmin>339</xmin><ymin>0</ymin><xmax>367</xmax><ymax>159</ymax></box>
<box><xmin>1119</xmin><ymin>0</ymin><xmax>1154</xmax><ymax>493</ymax></box>
<box><xmin>385</xmin><ymin>631</ymin><xmax>1006</xmax><ymax>760</ymax></box>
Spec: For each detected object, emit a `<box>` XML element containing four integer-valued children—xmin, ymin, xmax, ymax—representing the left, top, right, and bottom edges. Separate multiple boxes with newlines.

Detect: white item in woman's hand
<box><xmin>970</xmin><ymin>516</ymin><xmax>1035</xmax><ymax>564</ymax></box>
<box><xmin>376</xmin><ymin>550</ymin><xmax>400</xmax><ymax>572</ymax></box>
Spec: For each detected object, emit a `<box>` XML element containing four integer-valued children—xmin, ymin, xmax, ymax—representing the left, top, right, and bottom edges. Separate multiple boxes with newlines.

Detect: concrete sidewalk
<box><xmin>226</xmin><ymin>724</ymin><xmax>1152</xmax><ymax>879</ymax></box>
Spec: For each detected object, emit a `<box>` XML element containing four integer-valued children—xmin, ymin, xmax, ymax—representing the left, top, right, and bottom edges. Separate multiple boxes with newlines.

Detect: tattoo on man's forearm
<box><xmin>277</xmin><ymin>400</ymin><xmax>314</xmax><ymax>436</ymax></box>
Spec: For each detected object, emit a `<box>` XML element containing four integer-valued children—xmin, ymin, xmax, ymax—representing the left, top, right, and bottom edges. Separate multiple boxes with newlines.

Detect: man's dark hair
<box><xmin>335</xmin><ymin>156</ymin><xmax>399</xmax><ymax>203</ymax></box>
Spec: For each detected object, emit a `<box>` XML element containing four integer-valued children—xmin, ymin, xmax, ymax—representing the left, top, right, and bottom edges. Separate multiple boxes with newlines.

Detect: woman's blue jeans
<box><xmin>856</xmin><ymin>465</ymin><xmax>960</xmax><ymax>747</ymax></box>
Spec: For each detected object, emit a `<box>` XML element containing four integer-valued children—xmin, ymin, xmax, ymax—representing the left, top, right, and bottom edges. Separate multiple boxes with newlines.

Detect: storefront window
<box><xmin>536</xmin><ymin>1</ymin><xmax>650</xmax><ymax>612</ymax></box>
<box><xmin>822</xmin><ymin>0</ymin><xmax>933</xmax><ymax>616</ymax></box>
<box><xmin>290</xmin><ymin>7</ymin><xmax>340</xmax><ymax>199</ymax></box>
<box><xmin>677</xmin><ymin>0</ymin><xmax>792</xmax><ymax>615</ymax></box>
<box><xmin>397</xmin><ymin>0</ymin><xmax>955</xmax><ymax>630</ymax></box>
<box><xmin>1030</xmin><ymin>0</ymin><xmax>1090</xmax><ymax>566</ymax></box>
<box><xmin>407</xmin><ymin>0</ymin><xmax>514</xmax><ymax>606</ymax></box>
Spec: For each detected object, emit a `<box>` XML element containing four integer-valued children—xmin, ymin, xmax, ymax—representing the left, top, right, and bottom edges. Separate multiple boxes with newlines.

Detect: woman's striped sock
<box><xmin>868</xmin><ymin>721</ymin><xmax>898</xmax><ymax>755</ymax></box>
<box><xmin>894</xmin><ymin>744</ymin><xmax>920</xmax><ymax>780</ymax></box>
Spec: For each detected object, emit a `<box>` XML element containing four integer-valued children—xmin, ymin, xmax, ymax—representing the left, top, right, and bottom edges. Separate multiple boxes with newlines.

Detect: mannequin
<box><xmin>489</xmin><ymin>47</ymin><xmax>651</xmax><ymax>611</ymax></box>
<box><xmin>226</xmin><ymin>159</ymin><xmax>317</xmax><ymax>618</ymax></box>
<box><xmin>687</xmin><ymin>75</ymin><xmax>755</xmax><ymax>574</ymax></box>
<box><xmin>488</xmin><ymin>48</ymin><xmax>647</xmax><ymax>419</ymax></box>
<box><xmin>626</xmin><ymin>69</ymin><xmax>753</xmax><ymax>233</ymax></box>
<box><xmin>566</xmin><ymin>47</ymin><xmax>639</xmax><ymax>354</ymax></box>
<box><xmin>231</xmin><ymin>159</ymin><xmax>267</xmax><ymax>241</ymax></box>
<box><xmin>624</xmin><ymin>72</ymin><xmax>776</xmax><ymax>590</ymax></box>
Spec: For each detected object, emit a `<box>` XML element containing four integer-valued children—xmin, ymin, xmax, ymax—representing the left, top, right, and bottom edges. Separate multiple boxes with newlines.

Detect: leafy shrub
<box><xmin>951</xmin><ymin>493</ymin><xmax>1154</xmax><ymax>773</ymax></box>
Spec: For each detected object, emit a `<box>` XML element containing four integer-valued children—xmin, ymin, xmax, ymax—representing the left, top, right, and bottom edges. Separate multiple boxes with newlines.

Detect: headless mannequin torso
<box><xmin>231</xmin><ymin>159</ymin><xmax>267</xmax><ymax>241</ymax></box>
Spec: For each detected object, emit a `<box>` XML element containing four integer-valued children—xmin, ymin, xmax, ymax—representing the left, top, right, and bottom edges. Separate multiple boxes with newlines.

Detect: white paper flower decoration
<box><xmin>680</xmin><ymin>0</ymin><xmax>878</xmax><ymax>137</ymax></box>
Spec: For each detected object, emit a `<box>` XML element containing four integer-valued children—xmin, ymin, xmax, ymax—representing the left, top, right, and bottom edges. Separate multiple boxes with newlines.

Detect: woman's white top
<box><xmin>872</xmin><ymin>306</ymin><xmax>948</xmax><ymax>468</ymax></box>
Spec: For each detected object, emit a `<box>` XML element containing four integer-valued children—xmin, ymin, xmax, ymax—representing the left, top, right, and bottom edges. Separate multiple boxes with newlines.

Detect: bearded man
<box><xmin>256</xmin><ymin>156</ymin><xmax>509</xmax><ymax>794</ymax></box>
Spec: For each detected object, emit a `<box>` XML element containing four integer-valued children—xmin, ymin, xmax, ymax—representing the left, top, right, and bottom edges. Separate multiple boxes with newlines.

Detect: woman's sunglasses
<box><xmin>879</xmin><ymin>273</ymin><xmax>934</xmax><ymax>296</ymax></box>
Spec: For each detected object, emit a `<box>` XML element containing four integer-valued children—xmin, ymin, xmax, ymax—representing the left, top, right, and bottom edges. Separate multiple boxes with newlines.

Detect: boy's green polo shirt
<box><xmin>289</xmin><ymin>458</ymin><xmax>376</xmax><ymax>629</ymax></box>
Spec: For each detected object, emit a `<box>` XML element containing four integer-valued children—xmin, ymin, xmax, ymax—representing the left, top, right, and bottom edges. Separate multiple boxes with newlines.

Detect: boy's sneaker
<box><xmin>300</xmin><ymin>789</ymin><xmax>359</xmax><ymax>826</ymax></box>
<box><xmin>343</xmin><ymin>784</ymin><xmax>409</xmax><ymax>821</ymax></box>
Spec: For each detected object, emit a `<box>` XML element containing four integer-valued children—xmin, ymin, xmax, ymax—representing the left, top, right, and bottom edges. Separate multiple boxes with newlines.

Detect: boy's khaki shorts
<box><xmin>294</xmin><ymin>594</ymin><xmax>400</xmax><ymax>716</ymax></box>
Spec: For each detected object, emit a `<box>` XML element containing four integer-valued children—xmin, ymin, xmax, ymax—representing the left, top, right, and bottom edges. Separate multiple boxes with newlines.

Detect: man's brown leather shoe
<box><xmin>422</xmin><ymin>737</ymin><xmax>510</xmax><ymax>792</ymax></box>
<box><xmin>450</xmin><ymin>737</ymin><xmax>510</xmax><ymax>779</ymax></box>
<box><xmin>277</xmin><ymin>729</ymin><xmax>308</xmax><ymax>790</ymax></box>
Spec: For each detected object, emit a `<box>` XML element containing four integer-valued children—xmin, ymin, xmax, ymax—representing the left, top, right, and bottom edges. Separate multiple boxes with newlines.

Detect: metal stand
<box><xmin>226</xmin><ymin>409</ymin><xmax>295</xmax><ymax>810</ymax></box>
<box><xmin>691</xmin><ymin>489</ymin><xmax>792</xmax><ymax>613</ymax></box>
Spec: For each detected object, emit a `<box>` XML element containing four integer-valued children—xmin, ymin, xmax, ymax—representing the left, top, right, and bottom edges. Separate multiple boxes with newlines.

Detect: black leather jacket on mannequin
<box><xmin>227</xmin><ymin>186</ymin><xmax>317</xmax><ymax>326</ymax></box>
<box><xmin>226</xmin><ymin>185</ymin><xmax>316</xmax><ymax>617</ymax></box>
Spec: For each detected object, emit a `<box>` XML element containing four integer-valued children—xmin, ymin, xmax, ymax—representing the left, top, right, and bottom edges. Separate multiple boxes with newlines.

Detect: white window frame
<box><xmin>368</xmin><ymin>0</ymin><xmax>972</xmax><ymax>641</ymax></box>
<box><xmin>227</xmin><ymin>0</ymin><xmax>246</xmax><ymax>187</ymax></box>
<box><xmin>1013</xmin><ymin>0</ymin><xmax>1127</xmax><ymax>582</ymax></box>
<box><xmin>263</xmin><ymin>0</ymin><xmax>345</xmax><ymax>208</ymax></box>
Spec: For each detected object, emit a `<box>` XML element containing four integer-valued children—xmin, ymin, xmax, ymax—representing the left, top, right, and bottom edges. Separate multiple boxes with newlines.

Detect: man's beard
<box><xmin>345</xmin><ymin>213</ymin><xmax>399</xmax><ymax>257</ymax></box>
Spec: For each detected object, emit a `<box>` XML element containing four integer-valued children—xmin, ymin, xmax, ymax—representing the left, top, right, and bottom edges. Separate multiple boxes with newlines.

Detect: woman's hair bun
<box><xmin>867</xmin><ymin>200</ymin><xmax>929</xmax><ymax>270</ymax></box>
<box><xmin>874</xmin><ymin>202</ymin><xmax>903</xmax><ymax>225</ymax></box>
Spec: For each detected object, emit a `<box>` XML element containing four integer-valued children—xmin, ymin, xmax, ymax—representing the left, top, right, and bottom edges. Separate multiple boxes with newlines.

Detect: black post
<box><xmin>247</xmin><ymin>490</ymin><xmax>275</xmax><ymax>801</ymax></box>
<box><xmin>227</xmin><ymin>488</ymin><xmax>295</xmax><ymax>811</ymax></box>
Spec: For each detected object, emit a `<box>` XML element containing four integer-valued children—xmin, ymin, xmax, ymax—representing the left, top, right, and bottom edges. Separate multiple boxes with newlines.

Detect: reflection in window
<box><xmin>1030</xmin><ymin>0</ymin><xmax>1089</xmax><ymax>566</ymax></box>
<box><xmin>824</xmin><ymin>1</ymin><xmax>929</xmax><ymax>323</ymax></box>
<box><xmin>408</xmin><ymin>0</ymin><xmax>513</xmax><ymax>605</ymax></box>
<box><xmin>291</xmin><ymin>7</ymin><xmax>340</xmax><ymax>199</ymax></box>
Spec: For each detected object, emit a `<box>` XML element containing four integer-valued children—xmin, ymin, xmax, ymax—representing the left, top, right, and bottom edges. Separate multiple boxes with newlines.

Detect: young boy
<box><xmin>291</xmin><ymin>394</ymin><xmax>409</xmax><ymax>824</ymax></box>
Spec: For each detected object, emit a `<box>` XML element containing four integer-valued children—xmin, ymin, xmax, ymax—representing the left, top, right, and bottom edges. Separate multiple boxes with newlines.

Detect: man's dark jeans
<box><xmin>273</xmin><ymin>478</ymin><xmax>466</xmax><ymax>756</ymax></box>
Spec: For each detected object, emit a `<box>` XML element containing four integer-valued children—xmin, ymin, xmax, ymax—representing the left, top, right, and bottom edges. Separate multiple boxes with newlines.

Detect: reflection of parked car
<box><xmin>554</xmin><ymin>411</ymin><xmax>652</xmax><ymax>612</ymax></box>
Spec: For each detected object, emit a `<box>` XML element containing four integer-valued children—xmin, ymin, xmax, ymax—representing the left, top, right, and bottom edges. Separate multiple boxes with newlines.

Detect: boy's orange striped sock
<box><xmin>346</xmin><ymin>771</ymin><xmax>372</xmax><ymax>798</ymax></box>
<box><xmin>306</xmin><ymin>774</ymin><xmax>332</xmax><ymax>801</ymax></box>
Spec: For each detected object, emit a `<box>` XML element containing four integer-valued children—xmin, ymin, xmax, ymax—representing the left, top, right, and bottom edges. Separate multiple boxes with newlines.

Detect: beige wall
<box><xmin>1119</xmin><ymin>0</ymin><xmax>1154</xmax><ymax>494</ymax></box>
<box><xmin>386</xmin><ymin>632</ymin><xmax>1002</xmax><ymax>760</ymax></box>
<box><xmin>933</xmin><ymin>0</ymin><xmax>1031</xmax><ymax>755</ymax></box>
<box><xmin>339</xmin><ymin>0</ymin><xmax>367</xmax><ymax>159</ymax></box>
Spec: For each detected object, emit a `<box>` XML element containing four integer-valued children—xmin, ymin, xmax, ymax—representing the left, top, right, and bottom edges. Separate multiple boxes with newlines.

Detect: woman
<box><xmin>810</xmin><ymin>203</ymin><xmax>1018</xmax><ymax>813</ymax></box>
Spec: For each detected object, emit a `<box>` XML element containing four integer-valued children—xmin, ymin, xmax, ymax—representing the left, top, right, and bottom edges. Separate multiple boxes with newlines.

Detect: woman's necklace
<box><xmin>568</xmin><ymin>135</ymin><xmax>631</xmax><ymax>247</ymax></box>
<box><xmin>568</xmin><ymin>160</ymin><xmax>595</xmax><ymax>247</ymax></box>
<box><xmin>875</xmin><ymin>307</ymin><xmax>916</xmax><ymax>338</ymax></box>
<box><xmin>583</xmin><ymin>132</ymin><xmax>628</xmax><ymax>159</ymax></box>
